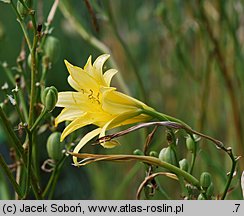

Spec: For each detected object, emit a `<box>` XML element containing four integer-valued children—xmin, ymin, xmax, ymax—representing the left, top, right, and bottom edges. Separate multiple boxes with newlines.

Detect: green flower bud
<box><xmin>43</xmin><ymin>36</ymin><xmax>60</xmax><ymax>64</ymax></box>
<box><xmin>133</xmin><ymin>149</ymin><xmax>144</xmax><ymax>156</ymax></box>
<box><xmin>149</xmin><ymin>151</ymin><xmax>158</xmax><ymax>157</ymax></box>
<box><xmin>17</xmin><ymin>0</ymin><xmax>32</xmax><ymax>19</ymax></box>
<box><xmin>200</xmin><ymin>172</ymin><xmax>212</xmax><ymax>190</ymax></box>
<box><xmin>27</xmin><ymin>54</ymin><xmax>31</xmax><ymax>68</ymax></box>
<box><xmin>186</xmin><ymin>136</ymin><xmax>195</xmax><ymax>153</ymax></box>
<box><xmin>47</xmin><ymin>132</ymin><xmax>65</xmax><ymax>161</ymax></box>
<box><xmin>197</xmin><ymin>193</ymin><xmax>205</xmax><ymax>200</ymax></box>
<box><xmin>186</xmin><ymin>135</ymin><xmax>200</xmax><ymax>153</ymax></box>
<box><xmin>179</xmin><ymin>158</ymin><xmax>189</xmax><ymax>172</ymax></box>
<box><xmin>41</xmin><ymin>86</ymin><xmax>58</xmax><ymax>112</ymax></box>
<box><xmin>206</xmin><ymin>183</ymin><xmax>214</xmax><ymax>198</ymax></box>
<box><xmin>158</xmin><ymin>147</ymin><xmax>177</xmax><ymax>166</ymax></box>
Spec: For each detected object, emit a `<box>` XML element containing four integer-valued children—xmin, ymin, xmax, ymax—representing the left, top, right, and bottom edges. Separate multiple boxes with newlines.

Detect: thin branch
<box><xmin>97</xmin><ymin>121</ymin><xmax>226</xmax><ymax>152</ymax></box>
<box><xmin>136</xmin><ymin>172</ymin><xmax>177</xmax><ymax>200</ymax></box>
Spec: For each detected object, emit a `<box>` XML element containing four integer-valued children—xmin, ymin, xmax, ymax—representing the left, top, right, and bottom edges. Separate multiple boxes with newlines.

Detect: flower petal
<box><xmin>103</xmin><ymin>69</ymin><xmax>117</xmax><ymax>86</ymax></box>
<box><xmin>91</xmin><ymin>54</ymin><xmax>110</xmax><ymax>85</ymax></box>
<box><xmin>60</xmin><ymin>114</ymin><xmax>94</xmax><ymax>141</ymax></box>
<box><xmin>93</xmin><ymin>54</ymin><xmax>110</xmax><ymax>74</ymax></box>
<box><xmin>101</xmin><ymin>88</ymin><xmax>145</xmax><ymax>114</ymax></box>
<box><xmin>84</xmin><ymin>55</ymin><xmax>92</xmax><ymax>72</ymax></box>
<box><xmin>64</xmin><ymin>60</ymin><xmax>99</xmax><ymax>91</ymax></box>
<box><xmin>56</xmin><ymin>91</ymin><xmax>101</xmax><ymax>112</ymax></box>
<box><xmin>55</xmin><ymin>107</ymin><xmax>84</xmax><ymax>126</ymax></box>
<box><xmin>67</xmin><ymin>76</ymin><xmax>82</xmax><ymax>92</ymax></box>
<box><xmin>56</xmin><ymin>92</ymin><xmax>84</xmax><ymax>107</ymax></box>
<box><xmin>99</xmin><ymin>111</ymin><xmax>141</xmax><ymax>148</ymax></box>
<box><xmin>73</xmin><ymin>128</ymin><xmax>102</xmax><ymax>165</ymax></box>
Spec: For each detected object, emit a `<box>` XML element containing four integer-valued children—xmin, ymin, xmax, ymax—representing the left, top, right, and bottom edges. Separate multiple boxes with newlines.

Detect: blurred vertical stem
<box><xmin>58</xmin><ymin>0</ymin><xmax>130</xmax><ymax>95</ymax></box>
<box><xmin>0</xmin><ymin>154</ymin><xmax>23</xmax><ymax>198</ymax></box>
<box><xmin>0</xmin><ymin>106</ymin><xmax>24</xmax><ymax>158</ymax></box>
<box><xmin>197</xmin><ymin>53</ymin><xmax>212</xmax><ymax>132</ymax></box>
<box><xmin>17</xmin><ymin>0</ymin><xmax>41</xmax><ymax>198</ymax></box>
<box><xmin>10</xmin><ymin>0</ymin><xmax>32</xmax><ymax>51</ymax></box>
<box><xmin>1</xmin><ymin>63</ymin><xmax>28</xmax><ymax>122</ymax></box>
<box><xmin>197</xmin><ymin>0</ymin><xmax>244</xmax><ymax>168</ymax></box>
<box><xmin>104</xmin><ymin>0</ymin><xmax>147</xmax><ymax>102</ymax></box>
<box><xmin>0</xmin><ymin>106</ymin><xmax>42</xmax><ymax>199</ymax></box>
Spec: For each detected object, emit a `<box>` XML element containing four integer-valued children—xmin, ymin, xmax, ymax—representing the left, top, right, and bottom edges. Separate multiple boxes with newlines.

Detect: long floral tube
<box><xmin>69</xmin><ymin>152</ymin><xmax>200</xmax><ymax>188</ymax></box>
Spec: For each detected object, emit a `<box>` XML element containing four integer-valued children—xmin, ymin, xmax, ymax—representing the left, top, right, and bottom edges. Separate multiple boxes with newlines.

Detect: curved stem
<box><xmin>71</xmin><ymin>152</ymin><xmax>200</xmax><ymax>188</ymax></box>
<box><xmin>221</xmin><ymin>151</ymin><xmax>238</xmax><ymax>200</ymax></box>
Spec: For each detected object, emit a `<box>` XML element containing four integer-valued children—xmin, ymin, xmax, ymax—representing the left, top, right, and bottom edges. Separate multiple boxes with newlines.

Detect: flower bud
<box><xmin>133</xmin><ymin>149</ymin><xmax>144</xmax><ymax>156</ymax></box>
<box><xmin>27</xmin><ymin>54</ymin><xmax>31</xmax><ymax>68</ymax></box>
<box><xmin>158</xmin><ymin>147</ymin><xmax>177</xmax><ymax>166</ymax></box>
<box><xmin>17</xmin><ymin>0</ymin><xmax>32</xmax><ymax>19</ymax></box>
<box><xmin>197</xmin><ymin>193</ymin><xmax>205</xmax><ymax>200</ymax></box>
<box><xmin>47</xmin><ymin>132</ymin><xmax>65</xmax><ymax>161</ymax></box>
<box><xmin>186</xmin><ymin>136</ymin><xmax>196</xmax><ymax>153</ymax></box>
<box><xmin>43</xmin><ymin>36</ymin><xmax>60</xmax><ymax>65</ymax></box>
<box><xmin>41</xmin><ymin>86</ymin><xmax>58</xmax><ymax>112</ymax></box>
<box><xmin>206</xmin><ymin>183</ymin><xmax>214</xmax><ymax>198</ymax></box>
<box><xmin>101</xmin><ymin>140</ymin><xmax>120</xmax><ymax>148</ymax></box>
<box><xmin>149</xmin><ymin>151</ymin><xmax>158</xmax><ymax>157</ymax></box>
<box><xmin>200</xmin><ymin>172</ymin><xmax>212</xmax><ymax>190</ymax></box>
<box><xmin>179</xmin><ymin>158</ymin><xmax>189</xmax><ymax>172</ymax></box>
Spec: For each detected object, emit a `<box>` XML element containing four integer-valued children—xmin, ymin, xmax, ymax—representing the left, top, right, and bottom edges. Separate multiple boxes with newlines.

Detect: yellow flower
<box><xmin>55</xmin><ymin>54</ymin><xmax>153</xmax><ymax>165</ymax></box>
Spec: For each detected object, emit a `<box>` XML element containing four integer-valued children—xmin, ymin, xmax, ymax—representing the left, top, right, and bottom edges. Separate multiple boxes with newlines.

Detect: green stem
<box><xmin>45</xmin><ymin>157</ymin><xmax>66</xmax><ymax>199</ymax></box>
<box><xmin>141</xmin><ymin>157</ymin><xmax>200</xmax><ymax>187</ymax></box>
<box><xmin>30</xmin><ymin>108</ymin><xmax>47</xmax><ymax>133</ymax></box>
<box><xmin>142</xmin><ymin>108</ymin><xmax>192</xmax><ymax>130</ymax></box>
<box><xmin>155</xmin><ymin>179</ymin><xmax>171</xmax><ymax>199</ymax></box>
<box><xmin>13</xmin><ymin>90</ymin><xmax>26</xmax><ymax>124</ymax></box>
<box><xmin>189</xmin><ymin>134</ymin><xmax>197</xmax><ymax>174</ymax></box>
<box><xmin>73</xmin><ymin>153</ymin><xmax>200</xmax><ymax>188</ymax></box>
<box><xmin>0</xmin><ymin>106</ymin><xmax>24</xmax><ymax>158</ymax></box>
<box><xmin>10</xmin><ymin>0</ymin><xmax>32</xmax><ymax>51</ymax></box>
<box><xmin>1</xmin><ymin>63</ymin><xmax>15</xmax><ymax>85</ymax></box>
<box><xmin>1</xmin><ymin>64</ymin><xmax>29</xmax><ymax>122</ymax></box>
<box><xmin>28</xmin><ymin>31</ymin><xmax>38</xmax><ymax>128</ymax></box>
<box><xmin>221</xmin><ymin>151</ymin><xmax>237</xmax><ymax>200</ymax></box>
<box><xmin>0</xmin><ymin>154</ymin><xmax>23</xmax><ymax>198</ymax></box>
<box><xmin>0</xmin><ymin>108</ymin><xmax>42</xmax><ymax>199</ymax></box>
<box><xmin>24</xmin><ymin>130</ymin><xmax>32</xmax><ymax>197</ymax></box>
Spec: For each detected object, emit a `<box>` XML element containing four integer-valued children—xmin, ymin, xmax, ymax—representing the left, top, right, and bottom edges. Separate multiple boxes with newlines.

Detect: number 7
<box><xmin>235</xmin><ymin>204</ymin><xmax>240</xmax><ymax>212</ymax></box>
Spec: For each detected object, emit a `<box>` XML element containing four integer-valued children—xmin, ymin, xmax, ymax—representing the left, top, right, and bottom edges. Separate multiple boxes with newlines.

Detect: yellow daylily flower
<box><xmin>55</xmin><ymin>54</ymin><xmax>153</xmax><ymax>165</ymax></box>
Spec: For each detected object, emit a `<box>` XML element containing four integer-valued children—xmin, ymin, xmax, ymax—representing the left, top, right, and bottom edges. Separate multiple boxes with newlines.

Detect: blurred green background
<box><xmin>0</xmin><ymin>0</ymin><xmax>244</xmax><ymax>199</ymax></box>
